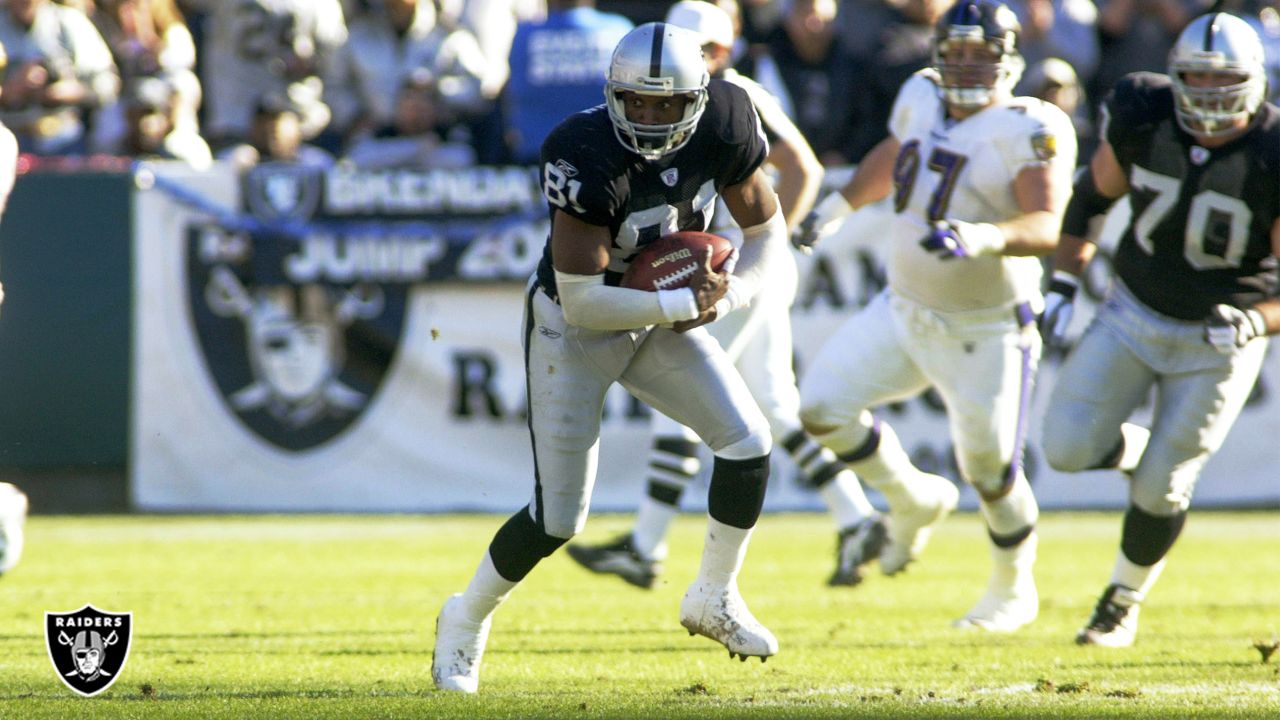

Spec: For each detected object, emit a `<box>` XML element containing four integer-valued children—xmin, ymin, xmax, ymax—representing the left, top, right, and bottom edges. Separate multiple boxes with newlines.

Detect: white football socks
<box><xmin>696</xmin><ymin>516</ymin><xmax>752</xmax><ymax>588</ymax></box>
<box><xmin>458</xmin><ymin>552</ymin><xmax>517</xmax><ymax>624</ymax></box>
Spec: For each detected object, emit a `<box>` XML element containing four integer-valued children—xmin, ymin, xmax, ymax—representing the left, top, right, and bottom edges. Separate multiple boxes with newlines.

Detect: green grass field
<box><xmin>0</xmin><ymin>511</ymin><xmax>1276</xmax><ymax>718</ymax></box>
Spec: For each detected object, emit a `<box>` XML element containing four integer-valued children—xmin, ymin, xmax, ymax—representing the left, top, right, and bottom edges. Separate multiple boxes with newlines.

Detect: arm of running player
<box><xmin>551</xmin><ymin>210</ymin><xmax>728</xmax><ymax>331</ymax></box>
<box><xmin>792</xmin><ymin>135</ymin><xmax>899</xmax><ymax>250</ymax></box>
<box><xmin>1038</xmin><ymin>141</ymin><xmax>1129</xmax><ymax>344</ymax></box>
<box><xmin>1252</xmin><ymin>219</ymin><xmax>1280</xmax><ymax>334</ymax></box>
<box><xmin>767</xmin><ymin>130</ymin><xmax>824</xmax><ymax>231</ymax></box>
<box><xmin>716</xmin><ymin>166</ymin><xmax>785</xmax><ymax>317</ymax></box>
<box><xmin>925</xmin><ymin>146</ymin><xmax>1077</xmax><ymax>260</ymax></box>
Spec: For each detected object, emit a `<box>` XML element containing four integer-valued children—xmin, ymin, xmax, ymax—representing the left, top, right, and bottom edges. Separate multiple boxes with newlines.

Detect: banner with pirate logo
<box><xmin>131</xmin><ymin>161</ymin><xmax>659</xmax><ymax>512</ymax></box>
<box><xmin>130</xmin><ymin>162</ymin><xmax>1280</xmax><ymax>512</ymax></box>
<box><xmin>45</xmin><ymin>605</ymin><xmax>132</xmax><ymax>697</ymax></box>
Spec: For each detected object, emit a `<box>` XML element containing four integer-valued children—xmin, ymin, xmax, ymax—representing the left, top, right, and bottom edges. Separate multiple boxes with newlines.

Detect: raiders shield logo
<box><xmin>186</xmin><ymin>223</ymin><xmax>409</xmax><ymax>450</ymax></box>
<box><xmin>45</xmin><ymin>605</ymin><xmax>132</xmax><ymax>697</ymax></box>
<box><xmin>245</xmin><ymin>162</ymin><xmax>324</xmax><ymax>222</ymax></box>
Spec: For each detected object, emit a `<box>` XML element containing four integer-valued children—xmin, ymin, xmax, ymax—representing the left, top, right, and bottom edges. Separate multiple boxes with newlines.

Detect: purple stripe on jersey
<box><xmin>1007</xmin><ymin>305</ymin><xmax>1036</xmax><ymax>489</ymax></box>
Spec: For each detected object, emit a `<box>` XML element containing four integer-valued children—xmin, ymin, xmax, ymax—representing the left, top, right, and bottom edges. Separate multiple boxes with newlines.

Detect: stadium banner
<box><xmin>131</xmin><ymin>162</ymin><xmax>1280</xmax><ymax>512</ymax></box>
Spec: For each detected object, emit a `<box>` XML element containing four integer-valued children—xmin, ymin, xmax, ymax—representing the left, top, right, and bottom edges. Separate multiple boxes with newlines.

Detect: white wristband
<box><xmin>814</xmin><ymin>192</ymin><xmax>854</xmax><ymax>228</ymax></box>
<box><xmin>711</xmin><ymin>276</ymin><xmax>746</xmax><ymax>318</ymax></box>
<box><xmin>1245</xmin><ymin>308</ymin><xmax>1268</xmax><ymax>338</ymax></box>
<box><xmin>657</xmin><ymin>287</ymin><xmax>699</xmax><ymax>323</ymax></box>
<box><xmin>957</xmin><ymin>221</ymin><xmax>1007</xmax><ymax>255</ymax></box>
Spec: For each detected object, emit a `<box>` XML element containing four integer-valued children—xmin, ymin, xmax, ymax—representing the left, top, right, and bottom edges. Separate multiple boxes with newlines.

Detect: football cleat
<box><xmin>880</xmin><ymin>473</ymin><xmax>959</xmax><ymax>576</ymax></box>
<box><xmin>565</xmin><ymin>533</ymin><xmax>660</xmax><ymax>589</ymax></box>
<box><xmin>1076</xmin><ymin>584</ymin><xmax>1142</xmax><ymax>647</ymax></box>
<box><xmin>0</xmin><ymin>483</ymin><xmax>28</xmax><ymax>576</ymax></box>
<box><xmin>680</xmin><ymin>582</ymin><xmax>778</xmax><ymax>661</ymax></box>
<box><xmin>953</xmin><ymin>574</ymin><xmax>1039</xmax><ymax>631</ymax></box>
<box><xmin>954</xmin><ymin>534</ymin><xmax>1038</xmax><ymax>632</ymax></box>
<box><xmin>828</xmin><ymin>515</ymin><xmax>889</xmax><ymax>587</ymax></box>
<box><xmin>432</xmin><ymin>593</ymin><xmax>491</xmax><ymax>694</ymax></box>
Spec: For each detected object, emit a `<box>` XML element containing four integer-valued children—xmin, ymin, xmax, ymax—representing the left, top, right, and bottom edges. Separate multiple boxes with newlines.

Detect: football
<box><xmin>619</xmin><ymin>231</ymin><xmax>734</xmax><ymax>292</ymax></box>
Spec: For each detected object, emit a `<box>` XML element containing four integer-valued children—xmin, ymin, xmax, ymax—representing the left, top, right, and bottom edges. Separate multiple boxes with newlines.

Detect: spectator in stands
<box><xmin>1238</xmin><ymin>0</ymin><xmax>1280</xmax><ymax>103</ymax></box>
<box><xmin>0</xmin><ymin>0</ymin><xmax>120</xmax><ymax>155</ymax></box>
<box><xmin>219</xmin><ymin>93</ymin><xmax>334</xmax><ymax>170</ymax></box>
<box><xmin>88</xmin><ymin>0</ymin><xmax>202</xmax><ymax>156</ymax></box>
<box><xmin>328</xmin><ymin>0</ymin><xmax>488</xmax><ymax>156</ymax></box>
<box><xmin>454</xmin><ymin>0</ymin><xmax>546</xmax><ymax>101</ymax></box>
<box><xmin>757</xmin><ymin>0</ymin><xmax>850</xmax><ymax>164</ymax></box>
<box><xmin>117</xmin><ymin>75</ymin><xmax>209</xmax><ymax>165</ymax></box>
<box><xmin>1088</xmin><ymin>0</ymin><xmax>1206</xmax><ymax>121</ymax></box>
<box><xmin>1021</xmin><ymin>56</ymin><xmax>1094</xmax><ymax>157</ymax></box>
<box><xmin>840</xmin><ymin>0</ymin><xmax>950</xmax><ymax>163</ymax></box>
<box><xmin>342</xmin><ymin>69</ymin><xmax>477</xmax><ymax>169</ymax></box>
<box><xmin>502</xmin><ymin>0</ymin><xmax>631</xmax><ymax>165</ymax></box>
<box><xmin>1004</xmin><ymin>0</ymin><xmax>1099</xmax><ymax>84</ymax></box>
<box><xmin>199</xmin><ymin>0</ymin><xmax>347</xmax><ymax>151</ymax></box>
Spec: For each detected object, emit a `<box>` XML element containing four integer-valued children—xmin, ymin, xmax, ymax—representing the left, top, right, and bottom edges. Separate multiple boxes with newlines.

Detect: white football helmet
<box><xmin>932</xmin><ymin>0</ymin><xmax>1024</xmax><ymax>110</ymax></box>
<box><xmin>1168</xmin><ymin>13</ymin><xmax>1267</xmax><ymax>138</ymax></box>
<box><xmin>605</xmin><ymin>22</ymin><xmax>710</xmax><ymax>160</ymax></box>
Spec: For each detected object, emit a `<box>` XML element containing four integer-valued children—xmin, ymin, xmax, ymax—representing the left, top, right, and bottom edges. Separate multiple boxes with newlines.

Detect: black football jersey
<box><xmin>1103</xmin><ymin>73</ymin><xmax>1280</xmax><ymax>321</ymax></box>
<box><xmin>534</xmin><ymin>79</ymin><xmax>769</xmax><ymax>296</ymax></box>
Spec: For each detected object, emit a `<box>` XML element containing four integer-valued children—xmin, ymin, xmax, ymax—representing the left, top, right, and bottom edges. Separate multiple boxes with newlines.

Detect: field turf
<box><xmin>0</xmin><ymin>511</ymin><xmax>1276</xmax><ymax>718</ymax></box>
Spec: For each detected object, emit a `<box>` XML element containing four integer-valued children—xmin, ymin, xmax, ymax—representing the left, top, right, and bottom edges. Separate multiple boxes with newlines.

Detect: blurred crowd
<box><xmin>0</xmin><ymin>0</ymin><xmax>1276</xmax><ymax>171</ymax></box>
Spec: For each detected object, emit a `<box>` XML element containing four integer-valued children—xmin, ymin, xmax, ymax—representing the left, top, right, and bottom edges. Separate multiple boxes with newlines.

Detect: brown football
<box><xmin>619</xmin><ymin>231</ymin><xmax>734</xmax><ymax>291</ymax></box>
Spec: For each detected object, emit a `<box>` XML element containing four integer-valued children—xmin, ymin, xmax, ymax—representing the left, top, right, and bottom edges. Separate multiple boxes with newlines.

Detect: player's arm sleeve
<box><xmin>718</xmin><ymin>172</ymin><xmax>786</xmax><ymax>315</ymax></box>
<box><xmin>541</xmin><ymin>133</ymin><xmax>699</xmax><ymax>330</ymax></box>
<box><xmin>555</xmin><ymin>270</ymin><xmax>699</xmax><ymax>330</ymax></box>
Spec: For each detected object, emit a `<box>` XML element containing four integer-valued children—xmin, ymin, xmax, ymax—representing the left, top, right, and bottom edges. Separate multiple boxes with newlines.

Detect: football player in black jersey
<box><xmin>565</xmin><ymin>0</ymin><xmax>887</xmax><ymax>594</ymax></box>
<box><xmin>432</xmin><ymin>22</ymin><xmax>789</xmax><ymax>693</ymax></box>
<box><xmin>1039</xmin><ymin>12</ymin><xmax>1280</xmax><ymax>647</ymax></box>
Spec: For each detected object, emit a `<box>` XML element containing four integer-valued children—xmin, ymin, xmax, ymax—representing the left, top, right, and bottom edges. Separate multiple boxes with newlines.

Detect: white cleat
<box><xmin>954</xmin><ymin>535</ymin><xmax>1038</xmax><ymax>632</ymax></box>
<box><xmin>880</xmin><ymin>474</ymin><xmax>959</xmax><ymax>576</ymax></box>
<box><xmin>1076</xmin><ymin>584</ymin><xmax>1142</xmax><ymax>647</ymax></box>
<box><xmin>680</xmin><ymin>582</ymin><xmax>778</xmax><ymax>662</ymax></box>
<box><xmin>432</xmin><ymin>593</ymin><xmax>490</xmax><ymax>693</ymax></box>
<box><xmin>0</xmin><ymin>483</ymin><xmax>28</xmax><ymax>576</ymax></box>
<box><xmin>953</xmin><ymin>580</ymin><xmax>1039</xmax><ymax>632</ymax></box>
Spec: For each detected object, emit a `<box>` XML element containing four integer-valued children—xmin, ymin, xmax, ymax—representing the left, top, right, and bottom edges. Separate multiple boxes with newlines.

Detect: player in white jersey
<box><xmin>792</xmin><ymin>0</ymin><xmax>1076</xmax><ymax>631</ymax></box>
<box><xmin>566</xmin><ymin>0</ymin><xmax>886</xmax><ymax>591</ymax></box>
<box><xmin>0</xmin><ymin>70</ymin><xmax>27</xmax><ymax>576</ymax></box>
<box><xmin>199</xmin><ymin>0</ymin><xmax>347</xmax><ymax>147</ymax></box>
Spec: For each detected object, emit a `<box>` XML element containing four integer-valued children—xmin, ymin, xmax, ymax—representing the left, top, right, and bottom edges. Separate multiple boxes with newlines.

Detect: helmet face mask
<box><xmin>606</xmin><ymin>22</ymin><xmax>710</xmax><ymax>160</ymax></box>
<box><xmin>1168</xmin><ymin>13</ymin><xmax>1266</xmax><ymax>139</ymax></box>
<box><xmin>932</xmin><ymin>1</ymin><xmax>1024</xmax><ymax>110</ymax></box>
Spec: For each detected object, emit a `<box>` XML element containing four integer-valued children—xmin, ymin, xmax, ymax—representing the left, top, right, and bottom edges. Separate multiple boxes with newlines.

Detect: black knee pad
<box><xmin>1120</xmin><ymin>504</ymin><xmax>1186</xmax><ymax>566</ymax></box>
<box><xmin>708</xmin><ymin>454</ymin><xmax>769</xmax><ymax>529</ymax></box>
<box><xmin>488</xmin><ymin>506</ymin><xmax>569</xmax><ymax>582</ymax></box>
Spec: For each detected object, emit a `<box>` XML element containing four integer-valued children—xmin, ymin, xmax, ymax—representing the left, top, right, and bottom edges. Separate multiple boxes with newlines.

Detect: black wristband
<box><xmin>1047</xmin><ymin>270</ymin><xmax>1079</xmax><ymax>300</ymax></box>
<box><xmin>1061</xmin><ymin>166</ymin><xmax>1115</xmax><ymax>238</ymax></box>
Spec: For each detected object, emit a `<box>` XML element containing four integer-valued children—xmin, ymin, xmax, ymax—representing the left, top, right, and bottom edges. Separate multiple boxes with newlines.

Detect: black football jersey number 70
<box><xmin>1103</xmin><ymin>73</ymin><xmax>1280</xmax><ymax>321</ymax></box>
<box><xmin>534</xmin><ymin>79</ymin><xmax>769</xmax><ymax>296</ymax></box>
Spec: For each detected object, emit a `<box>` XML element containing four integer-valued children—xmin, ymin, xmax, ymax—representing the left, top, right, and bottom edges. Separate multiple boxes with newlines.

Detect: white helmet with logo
<box><xmin>1168</xmin><ymin>13</ymin><xmax>1267</xmax><ymax>138</ymax></box>
<box><xmin>605</xmin><ymin>22</ymin><xmax>710</xmax><ymax>160</ymax></box>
